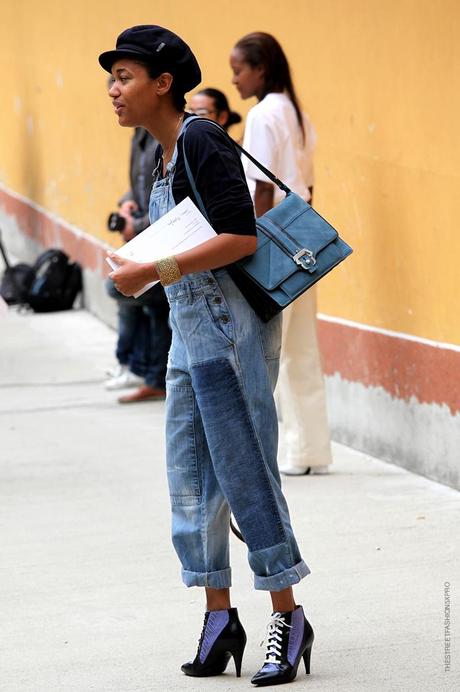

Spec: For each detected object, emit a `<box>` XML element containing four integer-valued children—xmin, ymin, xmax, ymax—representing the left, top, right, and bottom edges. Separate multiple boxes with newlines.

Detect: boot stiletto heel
<box><xmin>251</xmin><ymin>605</ymin><xmax>314</xmax><ymax>686</ymax></box>
<box><xmin>232</xmin><ymin>644</ymin><xmax>245</xmax><ymax>677</ymax></box>
<box><xmin>303</xmin><ymin>643</ymin><xmax>312</xmax><ymax>674</ymax></box>
<box><xmin>181</xmin><ymin>607</ymin><xmax>247</xmax><ymax>678</ymax></box>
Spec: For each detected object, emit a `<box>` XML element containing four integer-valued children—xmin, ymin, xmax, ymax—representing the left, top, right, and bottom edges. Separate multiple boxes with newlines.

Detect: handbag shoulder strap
<box><xmin>181</xmin><ymin>117</ymin><xmax>292</xmax><ymax>204</ymax></box>
<box><xmin>230</xmin><ymin>130</ymin><xmax>291</xmax><ymax>195</ymax></box>
<box><xmin>180</xmin><ymin>117</ymin><xmax>210</xmax><ymax>221</ymax></box>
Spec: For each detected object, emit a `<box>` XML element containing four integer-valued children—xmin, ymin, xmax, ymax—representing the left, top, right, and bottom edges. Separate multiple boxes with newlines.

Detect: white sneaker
<box><xmin>105</xmin><ymin>367</ymin><xmax>144</xmax><ymax>391</ymax></box>
<box><xmin>105</xmin><ymin>363</ymin><xmax>124</xmax><ymax>378</ymax></box>
<box><xmin>279</xmin><ymin>464</ymin><xmax>330</xmax><ymax>476</ymax></box>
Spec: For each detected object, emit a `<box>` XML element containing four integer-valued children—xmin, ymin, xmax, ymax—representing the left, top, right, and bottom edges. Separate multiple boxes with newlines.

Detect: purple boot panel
<box><xmin>287</xmin><ymin>606</ymin><xmax>305</xmax><ymax>665</ymax></box>
<box><xmin>199</xmin><ymin>610</ymin><xmax>230</xmax><ymax>663</ymax></box>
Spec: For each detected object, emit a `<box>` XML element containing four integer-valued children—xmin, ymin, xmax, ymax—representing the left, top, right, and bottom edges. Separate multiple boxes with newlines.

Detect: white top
<box><xmin>242</xmin><ymin>92</ymin><xmax>316</xmax><ymax>205</ymax></box>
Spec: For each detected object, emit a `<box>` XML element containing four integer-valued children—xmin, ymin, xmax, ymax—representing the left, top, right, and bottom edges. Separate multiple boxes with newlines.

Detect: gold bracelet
<box><xmin>154</xmin><ymin>256</ymin><xmax>182</xmax><ymax>287</ymax></box>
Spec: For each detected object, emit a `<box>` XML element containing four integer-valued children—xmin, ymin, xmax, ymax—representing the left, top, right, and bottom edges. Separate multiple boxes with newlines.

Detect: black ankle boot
<box><xmin>251</xmin><ymin>605</ymin><xmax>314</xmax><ymax>686</ymax></box>
<box><xmin>181</xmin><ymin>607</ymin><xmax>247</xmax><ymax>678</ymax></box>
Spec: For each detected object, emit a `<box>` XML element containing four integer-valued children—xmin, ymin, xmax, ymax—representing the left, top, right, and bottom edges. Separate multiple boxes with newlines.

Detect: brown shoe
<box><xmin>118</xmin><ymin>385</ymin><xmax>166</xmax><ymax>404</ymax></box>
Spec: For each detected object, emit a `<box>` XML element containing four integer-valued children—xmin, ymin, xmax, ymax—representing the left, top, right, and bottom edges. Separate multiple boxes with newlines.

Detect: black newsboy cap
<box><xmin>98</xmin><ymin>25</ymin><xmax>201</xmax><ymax>92</ymax></box>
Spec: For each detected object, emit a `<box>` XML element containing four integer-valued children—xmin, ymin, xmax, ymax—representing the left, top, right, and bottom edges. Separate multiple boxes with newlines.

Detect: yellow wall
<box><xmin>1</xmin><ymin>0</ymin><xmax>459</xmax><ymax>343</ymax></box>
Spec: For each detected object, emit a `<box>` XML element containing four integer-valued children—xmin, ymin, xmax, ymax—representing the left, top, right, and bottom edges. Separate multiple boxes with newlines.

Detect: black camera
<box><xmin>107</xmin><ymin>212</ymin><xmax>126</xmax><ymax>232</ymax></box>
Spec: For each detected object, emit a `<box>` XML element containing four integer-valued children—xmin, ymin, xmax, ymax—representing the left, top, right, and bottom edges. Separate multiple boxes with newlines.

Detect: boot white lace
<box><xmin>261</xmin><ymin>612</ymin><xmax>292</xmax><ymax>664</ymax></box>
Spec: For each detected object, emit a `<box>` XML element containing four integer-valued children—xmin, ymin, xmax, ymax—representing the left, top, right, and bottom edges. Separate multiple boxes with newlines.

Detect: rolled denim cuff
<box><xmin>253</xmin><ymin>559</ymin><xmax>310</xmax><ymax>591</ymax></box>
<box><xmin>182</xmin><ymin>566</ymin><xmax>232</xmax><ymax>589</ymax></box>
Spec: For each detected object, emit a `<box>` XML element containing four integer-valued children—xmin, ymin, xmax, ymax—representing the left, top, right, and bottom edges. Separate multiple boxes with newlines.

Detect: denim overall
<box><xmin>149</xmin><ymin>119</ymin><xmax>309</xmax><ymax>591</ymax></box>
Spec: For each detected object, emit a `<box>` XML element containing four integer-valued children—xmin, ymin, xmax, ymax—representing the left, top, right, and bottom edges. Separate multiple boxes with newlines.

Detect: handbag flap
<box><xmin>239</xmin><ymin>193</ymin><xmax>340</xmax><ymax>291</ymax></box>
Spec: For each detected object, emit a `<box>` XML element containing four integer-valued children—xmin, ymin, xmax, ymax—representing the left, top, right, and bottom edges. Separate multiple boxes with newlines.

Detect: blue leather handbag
<box><xmin>182</xmin><ymin>117</ymin><xmax>353</xmax><ymax>320</ymax></box>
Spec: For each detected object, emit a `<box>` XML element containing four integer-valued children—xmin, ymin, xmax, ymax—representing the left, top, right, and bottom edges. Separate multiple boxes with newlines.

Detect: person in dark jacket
<box><xmin>105</xmin><ymin>126</ymin><xmax>171</xmax><ymax>403</ymax></box>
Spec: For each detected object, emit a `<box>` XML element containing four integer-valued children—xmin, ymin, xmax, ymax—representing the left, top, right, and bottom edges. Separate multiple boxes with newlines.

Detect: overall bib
<box><xmin>149</xmin><ymin>118</ymin><xmax>309</xmax><ymax>590</ymax></box>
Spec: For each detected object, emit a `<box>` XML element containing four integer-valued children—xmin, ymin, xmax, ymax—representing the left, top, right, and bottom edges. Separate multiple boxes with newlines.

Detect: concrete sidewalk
<box><xmin>1</xmin><ymin>308</ymin><xmax>459</xmax><ymax>692</ymax></box>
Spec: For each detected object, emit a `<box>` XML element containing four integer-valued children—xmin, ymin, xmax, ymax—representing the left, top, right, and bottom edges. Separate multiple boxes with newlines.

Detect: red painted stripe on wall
<box><xmin>0</xmin><ymin>188</ymin><xmax>109</xmax><ymax>275</ymax></box>
<box><xmin>2</xmin><ymin>186</ymin><xmax>459</xmax><ymax>415</ymax></box>
<box><xmin>317</xmin><ymin>319</ymin><xmax>460</xmax><ymax>416</ymax></box>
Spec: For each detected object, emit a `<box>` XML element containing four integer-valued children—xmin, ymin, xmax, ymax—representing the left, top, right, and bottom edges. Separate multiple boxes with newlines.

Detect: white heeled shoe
<box><xmin>279</xmin><ymin>465</ymin><xmax>330</xmax><ymax>476</ymax></box>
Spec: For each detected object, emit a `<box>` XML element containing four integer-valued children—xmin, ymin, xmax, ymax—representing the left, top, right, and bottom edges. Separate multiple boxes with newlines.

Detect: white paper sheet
<box><xmin>106</xmin><ymin>197</ymin><xmax>217</xmax><ymax>297</ymax></box>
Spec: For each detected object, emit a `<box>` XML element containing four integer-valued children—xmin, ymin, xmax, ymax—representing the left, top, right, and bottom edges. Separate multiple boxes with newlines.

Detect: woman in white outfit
<box><xmin>230</xmin><ymin>32</ymin><xmax>332</xmax><ymax>475</ymax></box>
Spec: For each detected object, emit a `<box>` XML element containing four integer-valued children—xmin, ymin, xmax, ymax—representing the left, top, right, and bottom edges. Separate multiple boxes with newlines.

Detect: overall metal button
<box><xmin>221</xmin><ymin>315</ymin><xmax>230</xmax><ymax>323</ymax></box>
<box><xmin>213</xmin><ymin>296</ymin><xmax>222</xmax><ymax>304</ymax></box>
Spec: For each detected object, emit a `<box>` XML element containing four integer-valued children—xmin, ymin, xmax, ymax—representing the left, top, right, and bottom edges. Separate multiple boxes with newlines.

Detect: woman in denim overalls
<box><xmin>99</xmin><ymin>25</ymin><xmax>314</xmax><ymax>687</ymax></box>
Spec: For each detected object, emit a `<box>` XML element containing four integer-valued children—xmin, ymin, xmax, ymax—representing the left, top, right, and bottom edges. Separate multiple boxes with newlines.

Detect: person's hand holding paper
<box><xmin>107</xmin><ymin>254</ymin><xmax>155</xmax><ymax>296</ymax></box>
<box><xmin>107</xmin><ymin>197</ymin><xmax>217</xmax><ymax>296</ymax></box>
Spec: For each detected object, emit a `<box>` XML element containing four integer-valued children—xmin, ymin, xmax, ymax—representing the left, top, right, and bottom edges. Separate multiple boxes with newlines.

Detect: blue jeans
<box><xmin>165</xmin><ymin>267</ymin><xmax>310</xmax><ymax>591</ymax></box>
<box><xmin>106</xmin><ymin>279</ymin><xmax>171</xmax><ymax>389</ymax></box>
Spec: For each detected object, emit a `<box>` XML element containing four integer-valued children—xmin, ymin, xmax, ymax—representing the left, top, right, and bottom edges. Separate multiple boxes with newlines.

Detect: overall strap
<box><xmin>169</xmin><ymin>115</ymin><xmax>198</xmax><ymax>170</ymax></box>
<box><xmin>152</xmin><ymin>115</ymin><xmax>202</xmax><ymax>182</ymax></box>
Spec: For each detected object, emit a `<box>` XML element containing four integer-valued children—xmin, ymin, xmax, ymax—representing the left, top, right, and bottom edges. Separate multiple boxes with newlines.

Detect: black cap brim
<box><xmin>98</xmin><ymin>48</ymin><xmax>151</xmax><ymax>73</ymax></box>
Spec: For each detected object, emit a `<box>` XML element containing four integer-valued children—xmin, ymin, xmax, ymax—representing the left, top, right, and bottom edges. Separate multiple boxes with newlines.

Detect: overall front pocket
<box><xmin>200</xmin><ymin>291</ymin><xmax>234</xmax><ymax>346</ymax></box>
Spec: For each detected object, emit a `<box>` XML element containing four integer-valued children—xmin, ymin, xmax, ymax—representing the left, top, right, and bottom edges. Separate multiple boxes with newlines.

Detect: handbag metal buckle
<box><xmin>293</xmin><ymin>249</ymin><xmax>316</xmax><ymax>270</ymax></box>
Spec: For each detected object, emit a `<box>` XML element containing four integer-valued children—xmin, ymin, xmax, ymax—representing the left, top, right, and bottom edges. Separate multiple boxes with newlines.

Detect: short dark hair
<box><xmin>196</xmin><ymin>88</ymin><xmax>242</xmax><ymax>130</ymax></box>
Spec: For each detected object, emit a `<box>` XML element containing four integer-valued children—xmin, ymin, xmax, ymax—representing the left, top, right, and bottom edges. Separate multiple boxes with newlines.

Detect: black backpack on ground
<box><xmin>0</xmin><ymin>231</ymin><xmax>34</xmax><ymax>306</ymax></box>
<box><xmin>0</xmin><ymin>231</ymin><xmax>82</xmax><ymax>312</ymax></box>
<box><xmin>27</xmin><ymin>249</ymin><xmax>82</xmax><ymax>313</ymax></box>
<box><xmin>0</xmin><ymin>261</ymin><xmax>35</xmax><ymax>305</ymax></box>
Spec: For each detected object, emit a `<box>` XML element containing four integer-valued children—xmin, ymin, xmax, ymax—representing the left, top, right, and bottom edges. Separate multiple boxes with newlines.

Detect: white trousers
<box><xmin>276</xmin><ymin>287</ymin><xmax>332</xmax><ymax>471</ymax></box>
